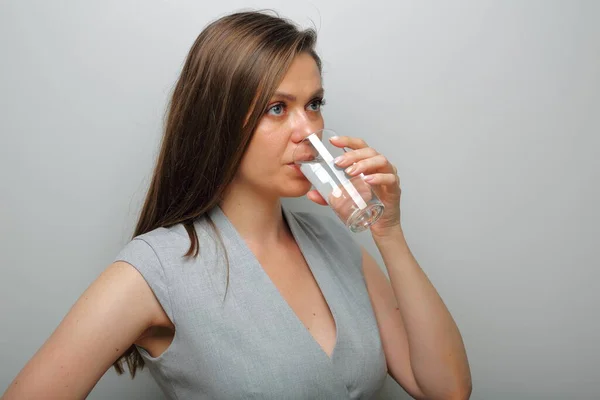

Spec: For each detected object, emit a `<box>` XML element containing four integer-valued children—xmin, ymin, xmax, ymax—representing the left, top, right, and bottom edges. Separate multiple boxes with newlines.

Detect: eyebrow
<box><xmin>272</xmin><ymin>88</ymin><xmax>324</xmax><ymax>102</ymax></box>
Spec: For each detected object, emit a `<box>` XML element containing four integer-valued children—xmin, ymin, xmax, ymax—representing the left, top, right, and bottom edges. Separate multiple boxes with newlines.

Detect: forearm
<box><xmin>373</xmin><ymin>226</ymin><xmax>471</xmax><ymax>399</ymax></box>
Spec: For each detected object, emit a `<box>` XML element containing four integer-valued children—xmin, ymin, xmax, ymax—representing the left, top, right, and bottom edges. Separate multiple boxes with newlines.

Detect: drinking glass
<box><xmin>292</xmin><ymin>129</ymin><xmax>384</xmax><ymax>233</ymax></box>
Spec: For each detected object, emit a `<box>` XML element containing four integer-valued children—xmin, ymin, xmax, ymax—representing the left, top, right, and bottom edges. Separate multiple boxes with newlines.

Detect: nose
<box><xmin>290</xmin><ymin>111</ymin><xmax>323</xmax><ymax>144</ymax></box>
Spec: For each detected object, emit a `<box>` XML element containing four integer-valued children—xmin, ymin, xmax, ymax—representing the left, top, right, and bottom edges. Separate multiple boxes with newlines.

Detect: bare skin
<box><xmin>2</xmin><ymin>53</ymin><xmax>471</xmax><ymax>400</ymax></box>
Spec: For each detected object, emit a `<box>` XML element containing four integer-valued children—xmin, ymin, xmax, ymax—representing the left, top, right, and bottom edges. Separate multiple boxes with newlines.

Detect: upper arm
<box><xmin>361</xmin><ymin>247</ymin><xmax>426</xmax><ymax>399</ymax></box>
<box><xmin>2</xmin><ymin>261</ymin><xmax>167</xmax><ymax>400</ymax></box>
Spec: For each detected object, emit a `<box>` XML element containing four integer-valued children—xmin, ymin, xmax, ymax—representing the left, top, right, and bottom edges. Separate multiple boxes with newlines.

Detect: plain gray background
<box><xmin>1</xmin><ymin>0</ymin><xmax>598</xmax><ymax>399</ymax></box>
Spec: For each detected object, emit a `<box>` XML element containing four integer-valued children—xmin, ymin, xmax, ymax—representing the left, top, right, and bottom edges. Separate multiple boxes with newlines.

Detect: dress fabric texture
<box><xmin>113</xmin><ymin>205</ymin><xmax>388</xmax><ymax>399</ymax></box>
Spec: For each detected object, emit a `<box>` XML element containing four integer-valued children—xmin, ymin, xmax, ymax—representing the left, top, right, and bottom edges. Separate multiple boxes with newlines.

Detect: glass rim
<box><xmin>298</xmin><ymin>128</ymin><xmax>337</xmax><ymax>142</ymax></box>
<box><xmin>292</xmin><ymin>128</ymin><xmax>338</xmax><ymax>164</ymax></box>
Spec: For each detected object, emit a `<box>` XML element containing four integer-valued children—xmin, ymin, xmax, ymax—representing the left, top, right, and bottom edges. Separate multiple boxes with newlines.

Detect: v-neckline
<box><xmin>209</xmin><ymin>205</ymin><xmax>340</xmax><ymax>361</ymax></box>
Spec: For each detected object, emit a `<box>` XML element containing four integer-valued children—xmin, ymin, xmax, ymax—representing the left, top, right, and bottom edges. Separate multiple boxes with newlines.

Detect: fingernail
<box><xmin>330</xmin><ymin>136</ymin><xmax>339</xmax><ymax>141</ymax></box>
<box><xmin>345</xmin><ymin>165</ymin><xmax>355</xmax><ymax>174</ymax></box>
<box><xmin>364</xmin><ymin>175</ymin><xmax>374</xmax><ymax>183</ymax></box>
<box><xmin>334</xmin><ymin>156</ymin><xmax>344</xmax><ymax>165</ymax></box>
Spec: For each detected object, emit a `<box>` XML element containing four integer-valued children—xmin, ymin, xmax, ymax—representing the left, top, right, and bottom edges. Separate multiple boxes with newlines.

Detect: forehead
<box><xmin>275</xmin><ymin>53</ymin><xmax>321</xmax><ymax>94</ymax></box>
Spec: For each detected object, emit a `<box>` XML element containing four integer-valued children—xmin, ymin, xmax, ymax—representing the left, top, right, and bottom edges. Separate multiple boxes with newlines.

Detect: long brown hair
<box><xmin>113</xmin><ymin>10</ymin><xmax>322</xmax><ymax>378</ymax></box>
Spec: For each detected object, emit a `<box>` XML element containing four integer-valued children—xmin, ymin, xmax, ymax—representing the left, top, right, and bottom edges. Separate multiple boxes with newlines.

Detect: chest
<box><xmin>165</xmin><ymin>240</ymin><xmax>387</xmax><ymax>399</ymax></box>
<box><xmin>148</xmin><ymin>210</ymin><xmax>389</xmax><ymax>399</ymax></box>
<box><xmin>253</xmin><ymin>243</ymin><xmax>337</xmax><ymax>358</ymax></box>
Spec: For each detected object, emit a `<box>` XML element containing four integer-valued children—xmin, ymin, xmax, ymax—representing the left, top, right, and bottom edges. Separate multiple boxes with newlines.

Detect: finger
<box><xmin>364</xmin><ymin>173</ymin><xmax>400</xmax><ymax>186</ymax></box>
<box><xmin>329</xmin><ymin>135</ymin><xmax>368</xmax><ymax>150</ymax></box>
<box><xmin>344</xmin><ymin>154</ymin><xmax>393</xmax><ymax>176</ymax></box>
<box><xmin>333</xmin><ymin>147</ymin><xmax>378</xmax><ymax>168</ymax></box>
<box><xmin>307</xmin><ymin>190</ymin><xmax>328</xmax><ymax>205</ymax></box>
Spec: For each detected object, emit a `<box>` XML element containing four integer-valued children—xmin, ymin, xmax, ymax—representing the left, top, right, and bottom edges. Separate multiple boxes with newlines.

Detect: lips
<box><xmin>287</xmin><ymin>163</ymin><xmax>304</xmax><ymax>175</ymax></box>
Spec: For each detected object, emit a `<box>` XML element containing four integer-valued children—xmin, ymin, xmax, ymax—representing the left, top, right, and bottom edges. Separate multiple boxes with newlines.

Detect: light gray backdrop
<box><xmin>1</xmin><ymin>1</ymin><xmax>598</xmax><ymax>399</ymax></box>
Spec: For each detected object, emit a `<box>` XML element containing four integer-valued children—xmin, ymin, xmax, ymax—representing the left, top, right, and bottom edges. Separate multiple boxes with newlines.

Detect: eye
<box><xmin>266</xmin><ymin>103</ymin><xmax>285</xmax><ymax>116</ymax></box>
<box><xmin>307</xmin><ymin>98</ymin><xmax>326</xmax><ymax>112</ymax></box>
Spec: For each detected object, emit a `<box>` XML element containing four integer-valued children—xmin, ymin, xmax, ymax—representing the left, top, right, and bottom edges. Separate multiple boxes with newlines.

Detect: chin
<box><xmin>278</xmin><ymin>177</ymin><xmax>312</xmax><ymax>198</ymax></box>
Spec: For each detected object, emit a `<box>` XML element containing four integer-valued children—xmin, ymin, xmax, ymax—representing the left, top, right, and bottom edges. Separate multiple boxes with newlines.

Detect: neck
<box><xmin>219</xmin><ymin>182</ymin><xmax>289</xmax><ymax>247</ymax></box>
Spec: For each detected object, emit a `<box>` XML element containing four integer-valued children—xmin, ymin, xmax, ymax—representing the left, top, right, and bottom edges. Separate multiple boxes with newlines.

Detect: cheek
<box><xmin>253</xmin><ymin>131</ymin><xmax>288</xmax><ymax>165</ymax></box>
<box><xmin>238</xmin><ymin>134</ymin><xmax>287</xmax><ymax>179</ymax></box>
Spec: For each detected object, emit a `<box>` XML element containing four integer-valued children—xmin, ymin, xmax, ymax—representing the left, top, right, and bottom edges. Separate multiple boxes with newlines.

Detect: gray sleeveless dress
<box><xmin>113</xmin><ymin>205</ymin><xmax>387</xmax><ymax>399</ymax></box>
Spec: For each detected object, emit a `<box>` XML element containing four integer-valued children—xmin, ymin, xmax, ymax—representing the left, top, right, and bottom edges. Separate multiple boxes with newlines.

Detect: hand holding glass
<box><xmin>292</xmin><ymin>129</ymin><xmax>384</xmax><ymax>233</ymax></box>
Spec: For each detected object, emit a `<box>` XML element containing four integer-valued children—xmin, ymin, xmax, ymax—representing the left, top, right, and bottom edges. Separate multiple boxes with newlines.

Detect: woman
<box><xmin>2</xmin><ymin>11</ymin><xmax>471</xmax><ymax>400</ymax></box>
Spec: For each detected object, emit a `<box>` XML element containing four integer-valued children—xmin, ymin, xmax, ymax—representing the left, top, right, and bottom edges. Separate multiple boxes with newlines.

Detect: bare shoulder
<box><xmin>99</xmin><ymin>261</ymin><xmax>172</xmax><ymax>327</ymax></box>
<box><xmin>1</xmin><ymin>261</ymin><xmax>168</xmax><ymax>400</ymax></box>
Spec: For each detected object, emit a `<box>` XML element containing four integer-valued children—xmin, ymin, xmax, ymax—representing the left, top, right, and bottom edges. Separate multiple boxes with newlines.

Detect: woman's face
<box><xmin>235</xmin><ymin>52</ymin><xmax>325</xmax><ymax>199</ymax></box>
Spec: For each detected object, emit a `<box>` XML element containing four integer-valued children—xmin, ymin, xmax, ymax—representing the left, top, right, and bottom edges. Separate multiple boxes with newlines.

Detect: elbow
<box><xmin>458</xmin><ymin>383</ymin><xmax>473</xmax><ymax>400</ymax></box>
<box><xmin>415</xmin><ymin>379</ymin><xmax>472</xmax><ymax>400</ymax></box>
<box><xmin>435</xmin><ymin>374</ymin><xmax>473</xmax><ymax>400</ymax></box>
<box><xmin>449</xmin><ymin>355</ymin><xmax>473</xmax><ymax>400</ymax></box>
<box><xmin>450</xmin><ymin>376</ymin><xmax>472</xmax><ymax>400</ymax></box>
